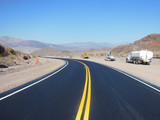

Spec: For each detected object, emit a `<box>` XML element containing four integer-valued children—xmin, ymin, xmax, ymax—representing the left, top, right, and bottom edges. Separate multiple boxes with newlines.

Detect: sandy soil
<box><xmin>76</xmin><ymin>56</ymin><xmax>160</xmax><ymax>87</ymax></box>
<box><xmin>0</xmin><ymin>58</ymin><xmax>65</xmax><ymax>93</ymax></box>
<box><xmin>1</xmin><ymin>55</ymin><xmax>159</xmax><ymax>94</ymax></box>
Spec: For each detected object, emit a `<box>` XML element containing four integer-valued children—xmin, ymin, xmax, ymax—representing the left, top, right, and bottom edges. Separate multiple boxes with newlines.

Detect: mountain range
<box><xmin>0</xmin><ymin>36</ymin><xmax>117</xmax><ymax>53</ymax></box>
<box><xmin>1</xmin><ymin>34</ymin><xmax>160</xmax><ymax>57</ymax></box>
<box><xmin>0</xmin><ymin>36</ymin><xmax>63</xmax><ymax>53</ymax></box>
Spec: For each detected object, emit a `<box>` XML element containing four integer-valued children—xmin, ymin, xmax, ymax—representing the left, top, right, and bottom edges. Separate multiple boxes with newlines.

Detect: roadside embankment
<box><xmin>0</xmin><ymin>58</ymin><xmax>65</xmax><ymax>93</ymax></box>
<box><xmin>79</xmin><ymin>56</ymin><xmax>160</xmax><ymax>87</ymax></box>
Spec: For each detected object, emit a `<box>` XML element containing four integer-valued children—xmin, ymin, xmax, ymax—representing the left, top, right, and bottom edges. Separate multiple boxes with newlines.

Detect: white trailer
<box><xmin>126</xmin><ymin>50</ymin><xmax>153</xmax><ymax>65</ymax></box>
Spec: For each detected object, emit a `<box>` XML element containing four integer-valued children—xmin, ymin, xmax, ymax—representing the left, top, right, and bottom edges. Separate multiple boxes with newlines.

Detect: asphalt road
<box><xmin>0</xmin><ymin>59</ymin><xmax>160</xmax><ymax>120</ymax></box>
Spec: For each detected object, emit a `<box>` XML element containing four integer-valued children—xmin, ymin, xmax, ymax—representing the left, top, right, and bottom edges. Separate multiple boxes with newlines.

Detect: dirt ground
<box><xmin>0</xmin><ymin>56</ymin><xmax>159</xmax><ymax>94</ymax></box>
<box><xmin>79</xmin><ymin>56</ymin><xmax>160</xmax><ymax>87</ymax></box>
<box><xmin>0</xmin><ymin>58</ymin><xmax>65</xmax><ymax>93</ymax></box>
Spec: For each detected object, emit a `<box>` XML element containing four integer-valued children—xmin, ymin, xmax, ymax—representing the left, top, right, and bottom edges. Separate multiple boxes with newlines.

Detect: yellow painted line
<box><xmin>83</xmin><ymin>66</ymin><xmax>91</xmax><ymax>120</ymax></box>
<box><xmin>76</xmin><ymin>64</ymin><xmax>88</xmax><ymax>120</ymax></box>
<box><xmin>75</xmin><ymin>61</ymin><xmax>91</xmax><ymax>120</ymax></box>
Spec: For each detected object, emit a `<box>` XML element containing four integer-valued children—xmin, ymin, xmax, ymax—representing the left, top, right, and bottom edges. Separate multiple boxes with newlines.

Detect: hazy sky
<box><xmin>0</xmin><ymin>0</ymin><xmax>160</xmax><ymax>44</ymax></box>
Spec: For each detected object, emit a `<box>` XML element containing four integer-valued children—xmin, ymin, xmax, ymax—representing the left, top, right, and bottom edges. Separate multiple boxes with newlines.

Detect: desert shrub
<box><xmin>0</xmin><ymin>56</ymin><xmax>14</xmax><ymax>66</ymax></box>
<box><xmin>22</xmin><ymin>54</ymin><xmax>31</xmax><ymax>60</ymax></box>
<box><xmin>154</xmin><ymin>53</ymin><xmax>160</xmax><ymax>57</ymax></box>
<box><xmin>32</xmin><ymin>55</ymin><xmax>37</xmax><ymax>58</ymax></box>
<box><xmin>6</xmin><ymin>47</ymin><xmax>17</xmax><ymax>55</ymax></box>
<box><xmin>0</xmin><ymin>44</ymin><xmax>5</xmax><ymax>54</ymax></box>
<box><xmin>99</xmin><ymin>53</ymin><xmax>105</xmax><ymax>56</ymax></box>
<box><xmin>96</xmin><ymin>54</ymin><xmax>99</xmax><ymax>56</ymax></box>
<box><xmin>88</xmin><ymin>54</ymin><xmax>94</xmax><ymax>56</ymax></box>
<box><xmin>69</xmin><ymin>55</ymin><xmax>72</xmax><ymax>58</ymax></box>
<box><xmin>23</xmin><ymin>56</ymin><xmax>29</xmax><ymax>60</ymax></box>
<box><xmin>0</xmin><ymin>45</ymin><xmax>9</xmax><ymax>57</ymax></box>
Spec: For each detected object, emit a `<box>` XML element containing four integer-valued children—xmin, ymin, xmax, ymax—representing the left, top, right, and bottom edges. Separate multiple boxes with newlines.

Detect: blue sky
<box><xmin>0</xmin><ymin>0</ymin><xmax>160</xmax><ymax>44</ymax></box>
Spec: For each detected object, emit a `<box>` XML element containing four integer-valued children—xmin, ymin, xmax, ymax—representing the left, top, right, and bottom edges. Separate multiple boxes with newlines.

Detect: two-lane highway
<box><xmin>0</xmin><ymin>59</ymin><xmax>160</xmax><ymax>120</ymax></box>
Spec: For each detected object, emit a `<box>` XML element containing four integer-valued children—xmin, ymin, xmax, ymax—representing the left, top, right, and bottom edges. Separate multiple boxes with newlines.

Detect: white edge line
<box><xmin>0</xmin><ymin>61</ymin><xmax>69</xmax><ymax>101</ymax></box>
<box><xmin>80</xmin><ymin>59</ymin><xmax>160</xmax><ymax>93</ymax></box>
<box><xmin>100</xmin><ymin>63</ymin><xmax>160</xmax><ymax>93</ymax></box>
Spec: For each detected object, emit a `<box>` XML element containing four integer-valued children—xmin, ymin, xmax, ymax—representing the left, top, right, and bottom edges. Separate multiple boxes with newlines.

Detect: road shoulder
<box><xmin>0</xmin><ymin>58</ymin><xmax>65</xmax><ymax>93</ymax></box>
<box><xmin>76</xmin><ymin>57</ymin><xmax>160</xmax><ymax>87</ymax></box>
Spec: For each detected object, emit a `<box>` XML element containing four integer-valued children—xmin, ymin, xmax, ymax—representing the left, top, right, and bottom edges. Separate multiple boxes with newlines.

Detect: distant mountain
<box><xmin>61</xmin><ymin>42</ymin><xmax>118</xmax><ymax>51</ymax></box>
<box><xmin>0</xmin><ymin>36</ymin><xmax>63</xmax><ymax>53</ymax></box>
<box><xmin>0</xmin><ymin>36</ymin><xmax>118</xmax><ymax>54</ymax></box>
<box><xmin>31</xmin><ymin>47</ymin><xmax>60</xmax><ymax>56</ymax></box>
<box><xmin>112</xmin><ymin>33</ymin><xmax>160</xmax><ymax>57</ymax></box>
<box><xmin>31</xmin><ymin>47</ymin><xmax>71</xmax><ymax>56</ymax></box>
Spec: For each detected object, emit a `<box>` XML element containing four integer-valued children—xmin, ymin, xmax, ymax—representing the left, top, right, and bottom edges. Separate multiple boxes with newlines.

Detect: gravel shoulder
<box><xmin>0</xmin><ymin>58</ymin><xmax>65</xmax><ymax>93</ymax></box>
<box><xmin>77</xmin><ymin>56</ymin><xmax>160</xmax><ymax>87</ymax></box>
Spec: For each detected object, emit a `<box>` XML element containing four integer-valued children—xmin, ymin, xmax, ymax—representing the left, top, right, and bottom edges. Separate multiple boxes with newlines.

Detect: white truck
<box><xmin>126</xmin><ymin>50</ymin><xmax>153</xmax><ymax>65</ymax></box>
<box><xmin>105</xmin><ymin>52</ymin><xmax>115</xmax><ymax>61</ymax></box>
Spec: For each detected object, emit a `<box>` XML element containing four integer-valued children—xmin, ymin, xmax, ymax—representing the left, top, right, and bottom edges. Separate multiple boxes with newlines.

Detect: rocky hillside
<box><xmin>112</xmin><ymin>34</ymin><xmax>160</xmax><ymax>57</ymax></box>
<box><xmin>0</xmin><ymin>44</ymin><xmax>32</xmax><ymax>67</ymax></box>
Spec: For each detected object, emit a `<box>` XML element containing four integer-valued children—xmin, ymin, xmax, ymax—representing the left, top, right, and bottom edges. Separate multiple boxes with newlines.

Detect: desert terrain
<box><xmin>0</xmin><ymin>54</ymin><xmax>160</xmax><ymax>94</ymax></box>
<box><xmin>1</xmin><ymin>33</ymin><xmax>160</xmax><ymax>93</ymax></box>
<box><xmin>0</xmin><ymin>57</ymin><xmax>65</xmax><ymax>93</ymax></box>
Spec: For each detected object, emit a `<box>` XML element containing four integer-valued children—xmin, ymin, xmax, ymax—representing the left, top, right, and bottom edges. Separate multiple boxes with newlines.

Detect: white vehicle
<box><xmin>105</xmin><ymin>52</ymin><xmax>115</xmax><ymax>61</ymax></box>
<box><xmin>126</xmin><ymin>50</ymin><xmax>153</xmax><ymax>65</ymax></box>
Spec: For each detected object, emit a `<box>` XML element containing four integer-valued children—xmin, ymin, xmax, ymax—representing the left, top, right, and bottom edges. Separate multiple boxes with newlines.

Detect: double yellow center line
<box><xmin>76</xmin><ymin>61</ymin><xmax>91</xmax><ymax>120</ymax></box>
